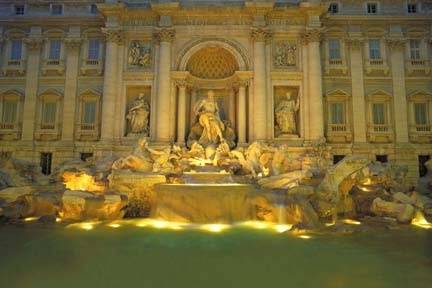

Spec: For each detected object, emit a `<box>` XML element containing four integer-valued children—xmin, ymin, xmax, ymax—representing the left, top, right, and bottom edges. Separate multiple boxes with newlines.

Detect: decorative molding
<box><xmin>386</xmin><ymin>37</ymin><xmax>407</xmax><ymax>50</ymax></box>
<box><xmin>154</xmin><ymin>28</ymin><xmax>175</xmax><ymax>43</ymax></box>
<box><xmin>102</xmin><ymin>28</ymin><xmax>124</xmax><ymax>45</ymax></box>
<box><xmin>251</xmin><ymin>28</ymin><xmax>271</xmax><ymax>42</ymax></box>
<box><xmin>302</xmin><ymin>29</ymin><xmax>322</xmax><ymax>44</ymax></box>
<box><xmin>24</xmin><ymin>37</ymin><xmax>44</xmax><ymax>50</ymax></box>
<box><xmin>64</xmin><ymin>38</ymin><xmax>82</xmax><ymax>49</ymax></box>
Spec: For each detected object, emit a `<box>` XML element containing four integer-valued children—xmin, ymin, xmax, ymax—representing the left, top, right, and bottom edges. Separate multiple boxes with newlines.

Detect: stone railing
<box><xmin>41</xmin><ymin>59</ymin><xmax>65</xmax><ymax>75</ymax></box>
<box><xmin>81</xmin><ymin>58</ymin><xmax>103</xmax><ymax>76</ymax></box>
<box><xmin>367</xmin><ymin>124</ymin><xmax>393</xmax><ymax>143</ymax></box>
<box><xmin>0</xmin><ymin>122</ymin><xmax>21</xmax><ymax>140</ymax></box>
<box><xmin>76</xmin><ymin>122</ymin><xmax>99</xmax><ymax>141</ymax></box>
<box><xmin>324</xmin><ymin>58</ymin><xmax>348</xmax><ymax>75</ymax></box>
<box><xmin>406</xmin><ymin>59</ymin><xmax>430</xmax><ymax>75</ymax></box>
<box><xmin>2</xmin><ymin>59</ymin><xmax>26</xmax><ymax>76</ymax></box>
<box><xmin>326</xmin><ymin>124</ymin><xmax>352</xmax><ymax>143</ymax></box>
<box><xmin>365</xmin><ymin>58</ymin><xmax>389</xmax><ymax>75</ymax></box>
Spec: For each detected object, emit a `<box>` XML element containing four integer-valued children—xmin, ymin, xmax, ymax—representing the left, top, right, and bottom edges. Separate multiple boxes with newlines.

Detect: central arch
<box><xmin>176</xmin><ymin>38</ymin><xmax>250</xmax><ymax>72</ymax></box>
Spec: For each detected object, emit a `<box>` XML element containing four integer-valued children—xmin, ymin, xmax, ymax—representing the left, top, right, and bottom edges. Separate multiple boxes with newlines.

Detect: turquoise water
<box><xmin>1</xmin><ymin>222</ymin><xmax>432</xmax><ymax>288</ymax></box>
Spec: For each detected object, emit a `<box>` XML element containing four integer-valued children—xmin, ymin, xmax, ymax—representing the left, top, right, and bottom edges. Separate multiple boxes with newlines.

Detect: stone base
<box><xmin>153</xmin><ymin>183</ymin><xmax>255</xmax><ymax>223</ymax></box>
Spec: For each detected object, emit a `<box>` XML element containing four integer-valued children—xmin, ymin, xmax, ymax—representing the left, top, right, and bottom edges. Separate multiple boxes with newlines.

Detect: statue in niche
<box><xmin>275</xmin><ymin>91</ymin><xmax>300</xmax><ymax>136</ymax></box>
<box><xmin>128</xmin><ymin>41</ymin><xmax>152</xmax><ymax>68</ymax></box>
<box><xmin>126</xmin><ymin>93</ymin><xmax>150</xmax><ymax>136</ymax></box>
<box><xmin>187</xmin><ymin>90</ymin><xmax>236</xmax><ymax>149</ymax></box>
<box><xmin>273</xmin><ymin>42</ymin><xmax>297</xmax><ymax>68</ymax></box>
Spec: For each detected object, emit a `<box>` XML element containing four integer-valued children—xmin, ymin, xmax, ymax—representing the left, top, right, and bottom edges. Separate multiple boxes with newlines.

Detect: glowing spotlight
<box><xmin>80</xmin><ymin>222</ymin><xmax>94</xmax><ymax>231</ymax></box>
<box><xmin>55</xmin><ymin>217</ymin><xmax>62</xmax><ymax>223</ymax></box>
<box><xmin>325</xmin><ymin>222</ymin><xmax>335</xmax><ymax>227</ymax></box>
<box><xmin>241</xmin><ymin>221</ymin><xmax>271</xmax><ymax>230</ymax></box>
<box><xmin>342</xmin><ymin>219</ymin><xmax>361</xmax><ymax>225</ymax></box>
<box><xmin>24</xmin><ymin>217</ymin><xmax>38</xmax><ymax>222</ymax></box>
<box><xmin>412</xmin><ymin>211</ymin><xmax>432</xmax><ymax>229</ymax></box>
<box><xmin>298</xmin><ymin>235</ymin><xmax>312</xmax><ymax>239</ymax></box>
<box><xmin>200</xmin><ymin>224</ymin><xmax>230</xmax><ymax>233</ymax></box>
<box><xmin>108</xmin><ymin>223</ymin><xmax>121</xmax><ymax>228</ymax></box>
<box><xmin>274</xmin><ymin>224</ymin><xmax>292</xmax><ymax>233</ymax></box>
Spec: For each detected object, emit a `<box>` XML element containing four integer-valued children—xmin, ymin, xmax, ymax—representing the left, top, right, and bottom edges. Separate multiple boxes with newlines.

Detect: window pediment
<box><xmin>39</xmin><ymin>89</ymin><xmax>63</xmax><ymax>101</ymax></box>
<box><xmin>367</xmin><ymin>89</ymin><xmax>392</xmax><ymax>101</ymax></box>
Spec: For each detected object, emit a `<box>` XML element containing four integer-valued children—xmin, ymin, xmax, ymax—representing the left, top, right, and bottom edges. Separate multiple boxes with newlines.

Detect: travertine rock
<box><xmin>393</xmin><ymin>192</ymin><xmax>415</xmax><ymax>205</ymax></box>
<box><xmin>258</xmin><ymin>170</ymin><xmax>312</xmax><ymax>189</ymax></box>
<box><xmin>417</xmin><ymin>159</ymin><xmax>432</xmax><ymax>196</ymax></box>
<box><xmin>371</xmin><ymin>197</ymin><xmax>415</xmax><ymax>223</ymax></box>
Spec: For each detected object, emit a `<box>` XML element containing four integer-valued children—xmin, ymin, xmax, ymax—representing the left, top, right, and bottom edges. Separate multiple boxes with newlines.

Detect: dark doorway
<box><xmin>333</xmin><ymin>155</ymin><xmax>345</xmax><ymax>164</ymax></box>
<box><xmin>40</xmin><ymin>152</ymin><xmax>52</xmax><ymax>175</ymax></box>
<box><xmin>80</xmin><ymin>152</ymin><xmax>93</xmax><ymax>162</ymax></box>
<box><xmin>419</xmin><ymin>155</ymin><xmax>430</xmax><ymax>177</ymax></box>
<box><xmin>376</xmin><ymin>155</ymin><xmax>388</xmax><ymax>163</ymax></box>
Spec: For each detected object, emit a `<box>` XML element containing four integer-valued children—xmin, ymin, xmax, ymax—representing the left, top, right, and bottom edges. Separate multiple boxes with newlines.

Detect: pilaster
<box><xmin>21</xmin><ymin>32</ymin><xmax>43</xmax><ymax>141</ymax></box>
<box><xmin>62</xmin><ymin>35</ymin><xmax>82</xmax><ymax>142</ymax></box>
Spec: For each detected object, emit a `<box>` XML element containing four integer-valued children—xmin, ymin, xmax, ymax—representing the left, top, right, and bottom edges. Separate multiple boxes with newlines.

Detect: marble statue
<box><xmin>128</xmin><ymin>41</ymin><xmax>152</xmax><ymax>68</ymax></box>
<box><xmin>275</xmin><ymin>91</ymin><xmax>300</xmax><ymax>135</ymax></box>
<box><xmin>126</xmin><ymin>93</ymin><xmax>150</xmax><ymax>135</ymax></box>
<box><xmin>188</xmin><ymin>90</ymin><xmax>237</xmax><ymax>148</ymax></box>
<box><xmin>112</xmin><ymin>137</ymin><xmax>153</xmax><ymax>172</ymax></box>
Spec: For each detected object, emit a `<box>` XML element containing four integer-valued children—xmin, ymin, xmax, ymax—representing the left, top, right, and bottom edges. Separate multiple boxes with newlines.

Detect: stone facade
<box><xmin>0</xmin><ymin>0</ymin><xmax>431</xmax><ymax>182</ymax></box>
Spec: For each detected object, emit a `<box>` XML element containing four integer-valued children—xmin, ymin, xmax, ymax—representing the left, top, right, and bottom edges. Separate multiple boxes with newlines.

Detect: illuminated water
<box><xmin>1</xmin><ymin>222</ymin><xmax>432</xmax><ymax>288</ymax></box>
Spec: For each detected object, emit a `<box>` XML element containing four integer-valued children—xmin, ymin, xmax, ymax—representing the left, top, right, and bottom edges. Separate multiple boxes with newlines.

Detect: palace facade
<box><xmin>0</xmin><ymin>0</ymin><xmax>431</xmax><ymax>181</ymax></box>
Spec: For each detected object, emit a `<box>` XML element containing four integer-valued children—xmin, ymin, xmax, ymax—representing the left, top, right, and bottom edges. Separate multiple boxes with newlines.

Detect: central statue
<box><xmin>187</xmin><ymin>90</ymin><xmax>236</xmax><ymax>149</ymax></box>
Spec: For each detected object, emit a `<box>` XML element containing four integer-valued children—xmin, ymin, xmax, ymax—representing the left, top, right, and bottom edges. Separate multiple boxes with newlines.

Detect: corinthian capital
<box><xmin>102</xmin><ymin>28</ymin><xmax>124</xmax><ymax>44</ymax></box>
<box><xmin>154</xmin><ymin>28</ymin><xmax>175</xmax><ymax>43</ymax></box>
<box><xmin>251</xmin><ymin>28</ymin><xmax>271</xmax><ymax>42</ymax></box>
<box><xmin>386</xmin><ymin>37</ymin><xmax>406</xmax><ymax>50</ymax></box>
<box><xmin>301</xmin><ymin>29</ymin><xmax>322</xmax><ymax>44</ymax></box>
<box><xmin>64</xmin><ymin>38</ymin><xmax>82</xmax><ymax>49</ymax></box>
<box><xmin>24</xmin><ymin>37</ymin><xmax>43</xmax><ymax>50</ymax></box>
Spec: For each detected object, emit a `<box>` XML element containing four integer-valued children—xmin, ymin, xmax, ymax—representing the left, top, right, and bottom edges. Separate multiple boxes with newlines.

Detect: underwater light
<box><xmin>24</xmin><ymin>217</ymin><xmax>38</xmax><ymax>222</ymax></box>
<box><xmin>274</xmin><ymin>224</ymin><xmax>292</xmax><ymax>233</ymax></box>
<box><xmin>342</xmin><ymin>219</ymin><xmax>361</xmax><ymax>225</ymax></box>
<box><xmin>298</xmin><ymin>235</ymin><xmax>312</xmax><ymax>239</ymax></box>
<box><xmin>411</xmin><ymin>211</ymin><xmax>431</xmax><ymax>229</ymax></box>
<box><xmin>108</xmin><ymin>223</ymin><xmax>121</xmax><ymax>228</ymax></box>
<box><xmin>200</xmin><ymin>224</ymin><xmax>230</xmax><ymax>233</ymax></box>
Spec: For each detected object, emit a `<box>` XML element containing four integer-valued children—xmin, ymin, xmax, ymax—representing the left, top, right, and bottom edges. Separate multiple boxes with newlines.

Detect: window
<box><xmin>40</xmin><ymin>153</ymin><xmax>52</xmax><ymax>175</ymax></box>
<box><xmin>328</xmin><ymin>39</ymin><xmax>341</xmax><ymax>60</ymax></box>
<box><xmin>51</xmin><ymin>4</ymin><xmax>63</xmax><ymax>15</ymax></box>
<box><xmin>368</xmin><ymin>39</ymin><xmax>381</xmax><ymax>59</ymax></box>
<box><xmin>90</xmin><ymin>4</ymin><xmax>98</xmax><ymax>14</ymax></box>
<box><xmin>419</xmin><ymin>155</ymin><xmax>430</xmax><ymax>177</ymax></box>
<box><xmin>41</xmin><ymin>101</ymin><xmax>57</xmax><ymax>129</ymax></box>
<box><xmin>10</xmin><ymin>40</ymin><xmax>22</xmax><ymax>60</ymax></box>
<box><xmin>376</xmin><ymin>155</ymin><xmax>388</xmax><ymax>163</ymax></box>
<box><xmin>414</xmin><ymin>103</ymin><xmax>428</xmax><ymax>125</ymax></box>
<box><xmin>407</xmin><ymin>3</ymin><xmax>417</xmax><ymax>13</ymax></box>
<box><xmin>333</xmin><ymin>155</ymin><xmax>345</xmax><ymax>164</ymax></box>
<box><xmin>409</xmin><ymin>39</ymin><xmax>421</xmax><ymax>60</ymax></box>
<box><xmin>1</xmin><ymin>100</ymin><xmax>17</xmax><ymax>125</ymax></box>
<box><xmin>88</xmin><ymin>39</ymin><xmax>100</xmax><ymax>60</ymax></box>
<box><xmin>80</xmin><ymin>152</ymin><xmax>93</xmax><ymax>161</ymax></box>
<box><xmin>330</xmin><ymin>102</ymin><xmax>344</xmax><ymax>124</ymax></box>
<box><xmin>366</xmin><ymin>3</ymin><xmax>378</xmax><ymax>14</ymax></box>
<box><xmin>82</xmin><ymin>101</ymin><xmax>97</xmax><ymax>128</ymax></box>
<box><xmin>48</xmin><ymin>40</ymin><xmax>62</xmax><ymax>60</ymax></box>
<box><xmin>14</xmin><ymin>5</ymin><xmax>25</xmax><ymax>15</ymax></box>
<box><xmin>328</xmin><ymin>3</ymin><xmax>339</xmax><ymax>14</ymax></box>
<box><xmin>372</xmin><ymin>103</ymin><xmax>385</xmax><ymax>125</ymax></box>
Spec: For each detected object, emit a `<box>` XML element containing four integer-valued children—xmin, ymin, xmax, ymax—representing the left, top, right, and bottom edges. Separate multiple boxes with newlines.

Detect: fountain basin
<box><xmin>153</xmin><ymin>183</ymin><xmax>256</xmax><ymax>223</ymax></box>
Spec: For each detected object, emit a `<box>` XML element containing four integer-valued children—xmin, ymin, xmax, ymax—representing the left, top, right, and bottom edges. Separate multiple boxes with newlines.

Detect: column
<box><xmin>21</xmin><ymin>34</ymin><xmax>43</xmax><ymax>141</ymax></box>
<box><xmin>176</xmin><ymin>80</ymin><xmax>187</xmax><ymax>145</ymax></box>
<box><xmin>305</xmin><ymin>30</ymin><xmax>324</xmax><ymax>140</ymax></box>
<box><xmin>388</xmin><ymin>38</ymin><xmax>409</xmax><ymax>143</ymax></box>
<box><xmin>229</xmin><ymin>89</ymin><xmax>236</xmax><ymax>127</ymax></box>
<box><xmin>155</xmin><ymin>28</ymin><xmax>175</xmax><ymax>143</ymax></box>
<box><xmin>348</xmin><ymin>38</ymin><xmax>367</xmax><ymax>143</ymax></box>
<box><xmin>62</xmin><ymin>37</ymin><xmax>81</xmax><ymax>141</ymax></box>
<box><xmin>251</xmin><ymin>28</ymin><xmax>269</xmax><ymax>141</ymax></box>
<box><xmin>100</xmin><ymin>28</ymin><xmax>122</xmax><ymax>141</ymax></box>
<box><xmin>301</xmin><ymin>38</ymin><xmax>310</xmax><ymax>140</ymax></box>
<box><xmin>237</xmin><ymin>81</ymin><xmax>248</xmax><ymax>144</ymax></box>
